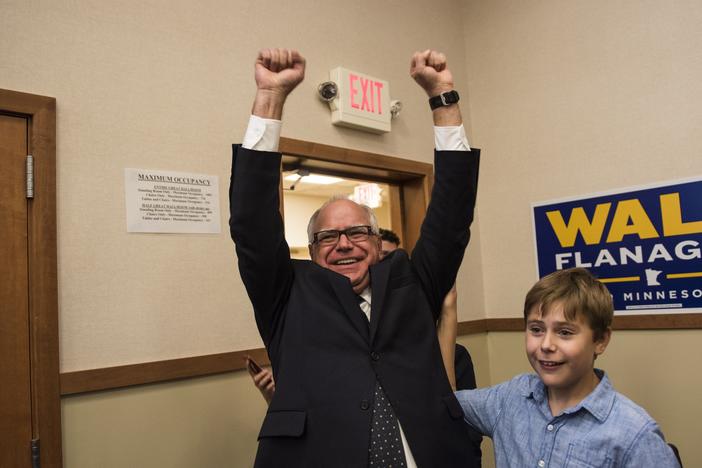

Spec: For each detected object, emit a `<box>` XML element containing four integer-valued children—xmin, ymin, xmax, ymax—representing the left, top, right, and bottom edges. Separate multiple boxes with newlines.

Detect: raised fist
<box><xmin>410</xmin><ymin>49</ymin><xmax>454</xmax><ymax>97</ymax></box>
<box><xmin>255</xmin><ymin>48</ymin><xmax>306</xmax><ymax>98</ymax></box>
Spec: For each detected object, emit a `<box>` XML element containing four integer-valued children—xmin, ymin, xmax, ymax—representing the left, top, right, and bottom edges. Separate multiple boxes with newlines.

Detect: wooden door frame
<box><xmin>0</xmin><ymin>89</ymin><xmax>61</xmax><ymax>468</ymax></box>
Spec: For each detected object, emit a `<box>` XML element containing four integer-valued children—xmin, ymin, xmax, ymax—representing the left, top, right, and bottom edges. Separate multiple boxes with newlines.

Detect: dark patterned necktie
<box><xmin>368</xmin><ymin>381</ymin><xmax>406</xmax><ymax>467</ymax></box>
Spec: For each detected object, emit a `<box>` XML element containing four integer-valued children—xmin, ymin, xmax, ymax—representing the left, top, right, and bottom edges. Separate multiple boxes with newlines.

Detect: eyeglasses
<box><xmin>312</xmin><ymin>225</ymin><xmax>375</xmax><ymax>246</ymax></box>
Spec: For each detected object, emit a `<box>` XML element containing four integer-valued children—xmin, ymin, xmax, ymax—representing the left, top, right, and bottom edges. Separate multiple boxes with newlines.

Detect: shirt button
<box><xmin>538</xmin><ymin>460</ymin><xmax>545</xmax><ymax>467</ymax></box>
<box><xmin>547</xmin><ymin>424</ymin><xmax>554</xmax><ymax>431</ymax></box>
<box><xmin>370</xmin><ymin>352</ymin><xmax>380</xmax><ymax>361</ymax></box>
<box><xmin>360</xmin><ymin>400</ymin><xmax>370</xmax><ymax>410</ymax></box>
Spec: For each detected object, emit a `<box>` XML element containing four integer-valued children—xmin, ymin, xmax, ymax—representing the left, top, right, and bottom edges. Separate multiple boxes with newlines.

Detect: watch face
<box><xmin>445</xmin><ymin>91</ymin><xmax>459</xmax><ymax>104</ymax></box>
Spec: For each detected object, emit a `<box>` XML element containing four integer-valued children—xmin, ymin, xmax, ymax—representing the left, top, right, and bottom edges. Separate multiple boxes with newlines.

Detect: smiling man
<box><xmin>230</xmin><ymin>48</ymin><xmax>480</xmax><ymax>468</ymax></box>
<box><xmin>307</xmin><ymin>199</ymin><xmax>381</xmax><ymax>294</ymax></box>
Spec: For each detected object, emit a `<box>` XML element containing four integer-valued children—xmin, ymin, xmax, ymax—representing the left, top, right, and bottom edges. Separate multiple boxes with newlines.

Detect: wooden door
<box><xmin>0</xmin><ymin>89</ymin><xmax>61</xmax><ymax>468</ymax></box>
<box><xmin>0</xmin><ymin>113</ymin><xmax>33</xmax><ymax>467</ymax></box>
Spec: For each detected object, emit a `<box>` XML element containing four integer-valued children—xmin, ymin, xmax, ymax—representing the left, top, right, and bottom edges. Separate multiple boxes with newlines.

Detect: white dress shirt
<box><xmin>242</xmin><ymin>115</ymin><xmax>471</xmax><ymax>152</ymax></box>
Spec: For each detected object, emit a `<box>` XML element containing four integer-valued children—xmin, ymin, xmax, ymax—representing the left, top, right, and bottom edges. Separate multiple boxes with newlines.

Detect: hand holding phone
<box><xmin>246</xmin><ymin>355</ymin><xmax>263</xmax><ymax>375</ymax></box>
<box><xmin>245</xmin><ymin>355</ymin><xmax>275</xmax><ymax>405</ymax></box>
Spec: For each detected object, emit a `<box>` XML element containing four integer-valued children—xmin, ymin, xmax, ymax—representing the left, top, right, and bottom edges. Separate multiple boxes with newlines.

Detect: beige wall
<box><xmin>62</xmin><ymin>372</ymin><xmax>267</xmax><ymax>467</ymax></box>
<box><xmin>2</xmin><ymin>0</ymin><xmax>701</xmax><ymax>466</ymax></box>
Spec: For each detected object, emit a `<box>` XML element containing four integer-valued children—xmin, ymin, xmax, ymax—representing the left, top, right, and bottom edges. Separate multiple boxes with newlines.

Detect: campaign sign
<box><xmin>532</xmin><ymin>177</ymin><xmax>702</xmax><ymax>314</ymax></box>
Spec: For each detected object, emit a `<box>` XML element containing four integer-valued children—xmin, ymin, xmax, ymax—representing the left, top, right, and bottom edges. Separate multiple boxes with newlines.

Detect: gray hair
<box><xmin>307</xmin><ymin>194</ymin><xmax>379</xmax><ymax>244</ymax></box>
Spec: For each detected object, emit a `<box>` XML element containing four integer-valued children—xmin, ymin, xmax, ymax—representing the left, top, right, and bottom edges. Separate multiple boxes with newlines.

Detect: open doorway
<box><xmin>279</xmin><ymin>137</ymin><xmax>434</xmax><ymax>258</ymax></box>
<box><xmin>282</xmin><ymin>169</ymin><xmax>397</xmax><ymax>259</ymax></box>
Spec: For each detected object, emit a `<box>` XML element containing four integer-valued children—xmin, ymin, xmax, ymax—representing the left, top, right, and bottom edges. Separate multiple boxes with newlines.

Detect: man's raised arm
<box><xmin>408</xmin><ymin>49</ymin><xmax>480</xmax><ymax>320</ymax></box>
<box><xmin>241</xmin><ymin>49</ymin><xmax>306</xmax><ymax>152</ymax></box>
<box><xmin>230</xmin><ymin>49</ymin><xmax>305</xmax><ymax>346</ymax></box>
<box><xmin>251</xmin><ymin>48</ymin><xmax>305</xmax><ymax>120</ymax></box>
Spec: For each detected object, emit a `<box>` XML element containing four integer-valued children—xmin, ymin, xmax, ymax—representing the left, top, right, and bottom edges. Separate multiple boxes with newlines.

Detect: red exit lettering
<box><xmin>349</xmin><ymin>73</ymin><xmax>384</xmax><ymax>114</ymax></box>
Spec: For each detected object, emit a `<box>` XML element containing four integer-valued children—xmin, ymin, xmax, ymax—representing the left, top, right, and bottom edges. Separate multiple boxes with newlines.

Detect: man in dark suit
<box><xmin>230</xmin><ymin>48</ymin><xmax>480</xmax><ymax>467</ymax></box>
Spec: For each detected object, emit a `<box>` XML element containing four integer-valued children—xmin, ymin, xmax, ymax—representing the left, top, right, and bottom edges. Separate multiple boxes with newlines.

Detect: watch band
<box><xmin>429</xmin><ymin>90</ymin><xmax>460</xmax><ymax>110</ymax></box>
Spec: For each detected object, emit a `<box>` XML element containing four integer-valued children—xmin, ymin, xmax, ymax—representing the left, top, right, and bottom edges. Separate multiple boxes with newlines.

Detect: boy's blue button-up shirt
<box><xmin>455</xmin><ymin>370</ymin><xmax>679</xmax><ymax>467</ymax></box>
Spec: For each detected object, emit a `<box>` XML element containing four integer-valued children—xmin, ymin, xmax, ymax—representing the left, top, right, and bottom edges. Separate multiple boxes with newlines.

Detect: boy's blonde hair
<box><xmin>524</xmin><ymin>268</ymin><xmax>613</xmax><ymax>341</ymax></box>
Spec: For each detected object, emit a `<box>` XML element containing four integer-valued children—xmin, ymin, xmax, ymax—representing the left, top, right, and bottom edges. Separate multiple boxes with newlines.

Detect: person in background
<box><xmin>378</xmin><ymin>227</ymin><xmax>401</xmax><ymax>259</ymax></box>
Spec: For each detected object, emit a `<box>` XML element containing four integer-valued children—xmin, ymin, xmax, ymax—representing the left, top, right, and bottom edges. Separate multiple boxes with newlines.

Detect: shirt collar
<box><xmin>521</xmin><ymin>374</ymin><xmax>547</xmax><ymax>401</ymax></box>
<box><xmin>522</xmin><ymin>369</ymin><xmax>615</xmax><ymax>422</ymax></box>
<box><xmin>573</xmin><ymin>369</ymin><xmax>615</xmax><ymax>422</ymax></box>
<box><xmin>359</xmin><ymin>286</ymin><xmax>372</xmax><ymax>305</ymax></box>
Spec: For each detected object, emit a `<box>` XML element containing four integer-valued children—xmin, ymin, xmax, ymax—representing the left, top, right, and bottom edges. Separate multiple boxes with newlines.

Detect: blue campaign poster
<box><xmin>532</xmin><ymin>177</ymin><xmax>702</xmax><ymax>314</ymax></box>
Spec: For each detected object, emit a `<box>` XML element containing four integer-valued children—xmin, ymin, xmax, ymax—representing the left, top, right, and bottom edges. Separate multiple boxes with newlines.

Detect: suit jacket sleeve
<box><xmin>455</xmin><ymin>344</ymin><xmax>483</xmax><ymax>464</ymax></box>
<box><xmin>455</xmin><ymin>344</ymin><xmax>477</xmax><ymax>391</ymax></box>
<box><xmin>229</xmin><ymin>144</ymin><xmax>292</xmax><ymax>347</ymax></box>
<box><xmin>411</xmin><ymin>149</ymin><xmax>480</xmax><ymax>320</ymax></box>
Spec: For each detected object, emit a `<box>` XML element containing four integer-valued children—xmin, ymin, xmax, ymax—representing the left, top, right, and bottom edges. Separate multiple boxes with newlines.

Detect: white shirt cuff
<box><xmin>242</xmin><ymin>115</ymin><xmax>282</xmax><ymax>152</ymax></box>
<box><xmin>434</xmin><ymin>125</ymin><xmax>471</xmax><ymax>151</ymax></box>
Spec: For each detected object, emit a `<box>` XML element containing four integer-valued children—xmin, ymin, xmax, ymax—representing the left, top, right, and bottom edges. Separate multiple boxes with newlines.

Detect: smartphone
<box><xmin>247</xmin><ymin>356</ymin><xmax>263</xmax><ymax>374</ymax></box>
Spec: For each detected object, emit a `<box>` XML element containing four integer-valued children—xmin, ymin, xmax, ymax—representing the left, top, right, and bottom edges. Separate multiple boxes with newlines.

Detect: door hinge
<box><xmin>31</xmin><ymin>438</ymin><xmax>40</xmax><ymax>468</ymax></box>
<box><xmin>26</xmin><ymin>154</ymin><xmax>34</xmax><ymax>199</ymax></box>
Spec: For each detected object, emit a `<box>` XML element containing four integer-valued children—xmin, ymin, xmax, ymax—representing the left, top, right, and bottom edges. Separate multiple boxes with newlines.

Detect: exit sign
<box><xmin>328</xmin><ymin>67</ymin><xmax>391</xmax><ymax>133</ymax></box>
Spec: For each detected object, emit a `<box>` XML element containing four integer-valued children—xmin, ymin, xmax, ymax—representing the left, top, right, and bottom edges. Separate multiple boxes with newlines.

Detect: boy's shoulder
<box><xmin>491</xmin><ymin>372</ymin><xmax>546</xmax><ymax>401</ymax></box>
<box><xmin>606</xmin><ymin>380</ymin><xmax>660</xmax><ymax>429</ymax></box>
<box><xmin>578</xmin><ymin>371</ymin><xmax>665</xmax><ymax>449</ymax></box>
<box><xmin>455</xmin><ymin>372</ymin><xmax>544</xmax><ymax>409</ymax></box>
<box><xmin>586</xmin><ymin>373</ymin><xmax>677</xmax><ymax>465</ymax></box>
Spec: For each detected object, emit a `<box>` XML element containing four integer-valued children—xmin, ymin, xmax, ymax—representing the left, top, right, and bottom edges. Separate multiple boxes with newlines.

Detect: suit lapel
<box><xmin>369</xmin><ymin>258</ymin><xmax>391</xmax><ymax>344</ymax></box>
<box><xmin>328</xmin><ymin>271</ymin><xmax>370</xmax><ymax>343</ymax></box>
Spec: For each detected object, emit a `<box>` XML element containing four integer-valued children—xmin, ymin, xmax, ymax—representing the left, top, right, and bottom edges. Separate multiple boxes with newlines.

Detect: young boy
<box><xmin>453</xmin><ymin>268</ymin><xmax>680</xmax><ymax>467</ymax></box>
